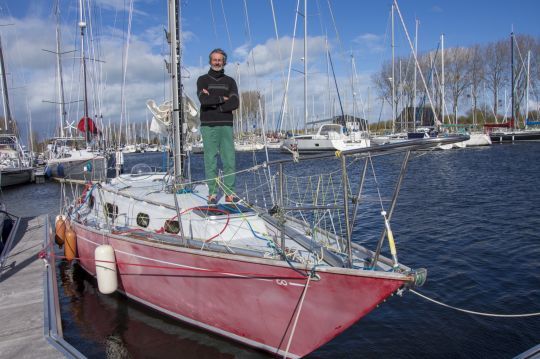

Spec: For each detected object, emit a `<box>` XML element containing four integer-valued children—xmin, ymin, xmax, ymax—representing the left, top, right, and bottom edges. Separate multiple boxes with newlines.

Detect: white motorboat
<box><xmin>282</xmin><ymin>124</ymin><xmax>370</xmax><ymax>153</ymax></box>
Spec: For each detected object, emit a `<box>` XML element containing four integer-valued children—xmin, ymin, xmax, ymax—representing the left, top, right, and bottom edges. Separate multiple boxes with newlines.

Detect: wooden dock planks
<box><xmin>0</xmin><ymin>215</ymin><xmax>64</xmax><ymax>358</ymax></box>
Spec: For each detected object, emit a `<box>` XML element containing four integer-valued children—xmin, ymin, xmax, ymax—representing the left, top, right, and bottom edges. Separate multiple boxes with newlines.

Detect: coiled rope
<box><xmin>411</xmin><ymin>289</ymin><xmax>540</xmax><ymax>318</ymax></box>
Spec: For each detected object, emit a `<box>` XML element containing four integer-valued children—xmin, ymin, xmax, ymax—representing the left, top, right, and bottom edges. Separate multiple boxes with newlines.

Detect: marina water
<box><xmin>2</xmin><ymin>143</ymin><xmax>539</xmax><ymax>358</ymax></box>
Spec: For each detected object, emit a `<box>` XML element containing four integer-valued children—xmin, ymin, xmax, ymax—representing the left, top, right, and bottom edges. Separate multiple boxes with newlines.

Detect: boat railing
<box><xmin>267</xmin><ymin>135</ymin><xmax>468</xmax><ymax>269</ymax></box>
<box><xmin>269</xmin><ymin>134</ymin><xmax>469</xmax><ymax>166</ymax></box>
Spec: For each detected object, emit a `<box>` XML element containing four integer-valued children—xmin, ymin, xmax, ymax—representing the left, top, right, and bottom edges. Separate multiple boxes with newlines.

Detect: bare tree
<box><xmin>444</xmin><ymin>47</ymin><xmax>471</xmax><ymax>123</ymax></box>
<box><xmin>400</xmin><ymin>56</ymin><xmax>418</xmax><ymax>114</ymax></box>
<box><xmin>468</xmin><ymin>45</ymin><xmax>484</xmax><ymax>125</ymax></box>
<box><xmin>484</xmin><ymin>39</ymin><xmax>510</xmax><ymax>119</ymax></box>
<box><xmin>369</xmin><ymin>35</ymin><xmax>539</xmax><ymax>126</ymax></box>
<box><xmin>415</xmin><ymin>52</ymin><xmax>434</xmax><ymax>106</ymax></box>
<box><xmin>371</xmin><ymin>61</ymin><xmax>393</xmax><ymax>110</ymax></box>
<box><xmin>238</xmin><ymin>91</ymin><xmax>264</xmax><ymax>135</ymax></box>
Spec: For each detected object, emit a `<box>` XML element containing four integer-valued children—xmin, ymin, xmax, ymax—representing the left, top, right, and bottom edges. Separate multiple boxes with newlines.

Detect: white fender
<box><xmin>95</xmin><ymin>245</ymin><xmax>118</xmax><ymax>294</ymax></box>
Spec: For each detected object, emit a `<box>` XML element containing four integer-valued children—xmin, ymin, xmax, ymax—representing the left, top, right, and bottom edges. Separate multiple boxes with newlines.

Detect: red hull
<box><xmin>73</xmin><ymin>223</ymin><xmax>408</xmax><ymax>358</ymax></box>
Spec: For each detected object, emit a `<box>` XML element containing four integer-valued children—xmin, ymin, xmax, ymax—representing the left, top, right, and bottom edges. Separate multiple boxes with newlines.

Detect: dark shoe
<box><xmin>225</xmin><ymin>195</ymin><xmax>240</xmax><ymax>203</ymax></box>
<box><xmin>207</xmin><ymin>195</ymin><xmax>217</xmax><ymax>205</ymax></box>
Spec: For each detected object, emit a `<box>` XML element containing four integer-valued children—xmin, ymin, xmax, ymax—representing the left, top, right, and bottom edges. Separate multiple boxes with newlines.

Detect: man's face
<box><xmin>210</xmin><ymin>53</ymin><xmax>225</xmax><ymax>71</ymax></box>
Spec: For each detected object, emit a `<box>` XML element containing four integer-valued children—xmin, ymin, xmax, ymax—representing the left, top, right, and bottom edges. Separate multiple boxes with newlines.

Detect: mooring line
<box><xmin>411</xmin><ymin>289</ymin><xmax>540</xmax><ymax>318</ymax></box>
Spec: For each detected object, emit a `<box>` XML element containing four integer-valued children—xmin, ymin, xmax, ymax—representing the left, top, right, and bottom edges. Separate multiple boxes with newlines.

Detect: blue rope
<box><xmin>244</xmin><ymin>220</ymin><xmax>309</xmax><ymax>278</ymax></box>
<box><xmin>72</xmin><ymin>184</ymin><xmax>97</xmax><ymax>215</ymax></box>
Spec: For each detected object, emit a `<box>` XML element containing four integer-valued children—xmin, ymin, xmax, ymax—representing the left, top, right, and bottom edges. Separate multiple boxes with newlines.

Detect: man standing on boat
<box><xmin>197</xmin><ymin>48</ymin><xmax>240</xmax><ymax>204</ymax></box>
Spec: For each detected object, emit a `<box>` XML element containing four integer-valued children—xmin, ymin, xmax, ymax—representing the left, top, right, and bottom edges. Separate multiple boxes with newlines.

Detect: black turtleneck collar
<box><xmin>208</xmin><ymin>68</ymin><xmax>225</xmax><ymax>78</ymax></box>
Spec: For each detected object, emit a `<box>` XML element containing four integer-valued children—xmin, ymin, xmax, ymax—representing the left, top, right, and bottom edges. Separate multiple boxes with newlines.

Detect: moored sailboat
<box><xmin>44</xmin><ymin>1</ymin><xmax>106</xmax><ymax>181</ymax></box>
<box><xmin>484</xmin><ymin>33</ymin><xmax>540</xmax><ymax>143</ymax></box>
<box><xmin>53</xmin><ymin>1</ymin><xmax>468</xmax><ymax>357</ymax></box>
<box><xmin>0</xmin><ymin>34</ymin><xmax>33</xmax><ymax>187</ymax></box>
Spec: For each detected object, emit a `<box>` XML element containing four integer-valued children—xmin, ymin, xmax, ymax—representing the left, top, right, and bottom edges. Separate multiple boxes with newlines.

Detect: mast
<box><xmin>391</xmin><ymin>3</ymin><xmax>396</xmax><ymax>133</ymax></box>
<box><xmin>351</xmin><ymin>53</ymin><xmax>355</xmax><ymax>123</ymax></box>
<box><xmin>169</xmin><ymin>0</ymin><xmax>183</xmax><ymax>182</ymax></box>
<box><xmin>146</xmin><ymin>116</ymin><xmax>150</xmax><ymax>145</ymax></box>
<box><xmin>510</xmin><ymin>32</ymin><xmax>515</xmax><ymax>129</ymax></box>
<box><xmin>441</xmin><ymin>34</ymin><xmax>445</xmax><ymax>125</ymax></box>
<box><xmin>303</xmin><ymin>0</ymin><xmax>307</xmax><ymax>130</ymax></box>
<box><xmin>79</xmin><ymin>0</ymin><xmax>90</xmax><ymax>145</ymax></box>
<box><xmin>525</xmin><ymin>50</ymin><xmax>530</xmax><ymax>129</ymax></box>
<box><xmin>0</xmin><ymin>34</ymin><xmax>12</xmax><ymax>133</ymax></box>
<box><xmin>413</xmin><ymin>19</ymin><xmax>418</xmax><ymax>132</ymax></box>
<box><xmin>55</xmin><ymin>1</ymin><xmax>67</xmax><ymax>138</ymax></box>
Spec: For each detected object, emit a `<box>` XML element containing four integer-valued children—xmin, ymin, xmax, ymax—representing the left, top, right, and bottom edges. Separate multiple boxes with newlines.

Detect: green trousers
<box><xmin>201</xmin><ymin>126</ymin><xmax>235</xmax><ymax>196</ymax></box>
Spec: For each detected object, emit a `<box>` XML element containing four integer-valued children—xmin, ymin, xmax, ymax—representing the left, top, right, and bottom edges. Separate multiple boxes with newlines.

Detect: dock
<box><xmin>0</xmin><ymin>215</ymin><xmax>84</xmax><ymax>358</ymax></box>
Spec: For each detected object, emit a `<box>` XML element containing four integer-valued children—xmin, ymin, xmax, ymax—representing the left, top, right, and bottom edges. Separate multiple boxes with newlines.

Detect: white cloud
<box><xmin>236</xmin><ymin>36</ymin><xmax>327</xmax><ymax>77</ymax></box>
<box><xmin>3</xmin><ymin>10</ymin><xmax>380</xmax><ymax>144</ymax></box>
<box><xmin>94</xmin><ymin>0</ymin><xmax>149</xmax><ymax>17</ymax></box>
<box><xmin>0</xmin><ymin>11</ymin><xmax>168</xmax><ymax>141</ymax></box>
<box><xmin>353</xmin><ymin>33</ymin><xmax>386</xmax><ymax>54</ymax></box>
<box><xmin>233</xmin><ymin>43</ymin><xmax>250</xmax><ymax>59</ymax></box>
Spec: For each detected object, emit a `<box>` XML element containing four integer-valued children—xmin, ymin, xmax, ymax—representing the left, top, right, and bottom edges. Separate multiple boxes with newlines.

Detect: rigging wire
<box><xmin>324</xmin><ymin>0</ymin><xmax>353</xmax><ymax>111</ymax></box>
<box><xmin>393</xmin><ymin>1</ymin><xmax>440</xmax><ymax>125</ymax></box>
<box><xmin>119</xmin><ymin>0</ymin><xmax>134</xmax><ymax>147</ymax></box>
<box><xmin>208</xmin><ymin>0</ymin><xmax>219</xmax><ymax>42</ymax></box>
<box><xmin>219</xmin><ymin>0</ymin><xmax>233</xmax><ymax>51</ymax></box>
<box><xmin>240</xmin><ymin>0</ymin><xmax>275</xmax><ymax>203</ymax></box>
<box><xmin>268</xmin><ymin>0</ymin><xmax>287</xmax><ymax>107</ymax></box>
<box><xmin>277</xmin><ymin>0</ymin><xmax>301</xmax><ymax>134</ymax></box>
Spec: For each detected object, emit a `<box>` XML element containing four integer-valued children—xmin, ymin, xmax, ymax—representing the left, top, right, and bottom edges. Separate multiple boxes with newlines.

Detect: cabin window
<box><xmin>136</xmin><ymin>213</ymin><xmax>150</xmax><ymax>228</ymax></box>
<box><xmin>164</xmin><ymin>220</ymin><xmax>180</xmax><ymax>234</ymax></box>
<box><xmin>104</xmin><ymin>203</ymin><xmax>118</xmax><ymax>220</ymax></box>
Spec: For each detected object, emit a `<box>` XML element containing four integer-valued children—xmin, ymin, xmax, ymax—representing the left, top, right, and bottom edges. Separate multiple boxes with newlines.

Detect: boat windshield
<box><xmin>319</xmin><ymin>124</ymin><xmax>343</xmax><ymax>135</ymax></box>
<box><xmin>130</xmin><ymin>163</ymin><xmax>154</xmax><ymax>177</ymax></box>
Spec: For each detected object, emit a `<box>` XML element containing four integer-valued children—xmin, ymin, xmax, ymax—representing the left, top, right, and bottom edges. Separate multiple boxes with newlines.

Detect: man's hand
<box><xmin>223</xmin><ymin>97</ymin><xmax>229</xmax><ymax>101</ymax></box>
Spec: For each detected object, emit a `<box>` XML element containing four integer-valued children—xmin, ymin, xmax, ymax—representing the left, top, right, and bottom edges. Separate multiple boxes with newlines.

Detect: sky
<box><xmin>0</xmin><ymin>0</ymin><xmax>539</xmax><ymax>145</ymax></box>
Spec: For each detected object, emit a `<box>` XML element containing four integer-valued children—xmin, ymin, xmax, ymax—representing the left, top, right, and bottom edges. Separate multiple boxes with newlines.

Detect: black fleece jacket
<box><xmin>197</xmin><ymin>68</ymin><xmax>239</xmax><ymax>126</ymax></box>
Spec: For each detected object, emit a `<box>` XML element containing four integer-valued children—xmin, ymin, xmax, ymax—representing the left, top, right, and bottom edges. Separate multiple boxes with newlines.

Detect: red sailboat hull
<box><xmin>73</xmin><ymin>223</ymin><xmax>409</xmax><ymax>358</ymax></box>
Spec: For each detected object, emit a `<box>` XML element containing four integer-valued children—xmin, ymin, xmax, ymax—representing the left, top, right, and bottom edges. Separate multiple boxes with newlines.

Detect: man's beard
<box><xmin>211</xmin><ymin>64</ymin><xmax>223</xmax><ymax>71</ymax></box>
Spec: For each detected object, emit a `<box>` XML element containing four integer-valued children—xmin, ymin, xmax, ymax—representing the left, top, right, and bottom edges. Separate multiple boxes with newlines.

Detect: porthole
<box><xmin>136</xmin><ymin>213</ymin><xmax>150</xmax><ymax>228</ymax></box>
<box><xmin>164</xmin><ymin>220</ymin><xmax>180</xmax><ymax>234</ymax></box>
<box><xmin>104</xmin><ymin>203</ymin><xmax>118</xmax><ymax>219</ymax></box>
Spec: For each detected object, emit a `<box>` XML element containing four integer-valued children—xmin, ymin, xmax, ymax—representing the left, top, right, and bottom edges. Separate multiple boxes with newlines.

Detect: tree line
<box><xmin>371</xmin><ymin>34</ymin><xmax>540</xmax><ymax>131</ymax></box>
